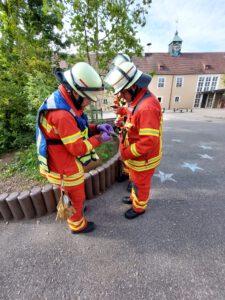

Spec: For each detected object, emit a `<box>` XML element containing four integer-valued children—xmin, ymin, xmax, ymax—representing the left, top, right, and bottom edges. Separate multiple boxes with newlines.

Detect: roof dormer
<box><xmin>203</xmin><ymin>63</ymin><xmax>212</xmax><ymax>70</ymax></box>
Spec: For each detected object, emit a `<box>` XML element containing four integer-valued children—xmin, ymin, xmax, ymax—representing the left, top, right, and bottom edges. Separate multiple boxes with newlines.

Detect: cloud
<box><xmin>137</xmin><ymin>0</ymin><xmax>225</xmax><ymax>52</ymax></box>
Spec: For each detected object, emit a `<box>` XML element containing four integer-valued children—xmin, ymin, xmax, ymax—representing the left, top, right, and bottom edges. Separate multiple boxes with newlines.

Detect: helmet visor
<box><xmin>104</xmin><ymin>65</ymin><xmax>137</xmax><ymax>94</ymax></box>
<box><xmin>112</xmin><ymin>54</ymin><xmax>130</xmax><ymax>67</ymax></box>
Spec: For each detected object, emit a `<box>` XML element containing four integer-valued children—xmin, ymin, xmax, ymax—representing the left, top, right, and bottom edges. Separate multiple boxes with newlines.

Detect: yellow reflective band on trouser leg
<box><xmin>40</xmin><ymin>169</ymin><xmax>84</xmax><ymax>187</ymax></box>
<box><xmin>131</xmin><ymin>186</ymin><xmax>148</xmax><ymax>212</ymax></box>
<box><xmin>67</xmin><ymin>217</ymin><xmax>87</xmax><ymax>232</ymax></box>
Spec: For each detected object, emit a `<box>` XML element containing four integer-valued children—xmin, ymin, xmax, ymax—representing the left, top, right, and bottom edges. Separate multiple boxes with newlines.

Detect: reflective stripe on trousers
<box><xmin>129</xmin><ymin>168</ymin><xmax>155</xmax><ymax>213</ymax></box>
<box><xmin>65</xmin><ymin>183</ymin><xmax>87</xmax><ymax>232</ymax></box>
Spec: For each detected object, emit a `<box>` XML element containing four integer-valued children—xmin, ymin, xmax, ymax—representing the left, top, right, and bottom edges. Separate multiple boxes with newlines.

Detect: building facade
<box><xmin>59</xmin><ymin>32</ymin><xmax>225</xmax><ymax>111</ymax></box>
<box><xmin>133</xmin><ymin>32</ymin><xmax>225</xmax><ymax>110</ymax></box>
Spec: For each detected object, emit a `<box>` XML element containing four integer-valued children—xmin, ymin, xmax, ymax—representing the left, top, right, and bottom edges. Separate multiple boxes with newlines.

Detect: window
<box><xmin>176</xmin><ymin>77</ymin><xmax>183</xmax><ymax>87</ymax></box>
<box><xmin>204</xmin><ymin>77</ymin><xmax>211</xmax><ymax>91</ymax></box>
<box><xmin>194</xmin><ymin>93</ymin><xmax>201</xmax><ymax>107</ymax></box>
<box><xmin>197</xmin><ymin>75</ymin><xmax>219</xmax><ymax>92</ymax></box>
<box><xmin>103</xmin><ymin>99</ymin><xmax>108</xmax><ymax>104</ymax></box>
<box><xmin>197</xmin><ymin>76</ymin><xmax>205</xmax><ymax>92</ymax></box>
<box><xmin>157</xmin><ymin>77</ymin><xmax>165</xmax><ymax>88</ymax></box>
<box><xmin>206</xmin><ymin>94</ymin><xmax>214</xmax><ymax>108</ymax></box>
<box><xmin>174</xmin><ymin>96</ymin><xmax>180</xmax><ymax>103</ymax></box>
<box><xmin>211</xmin><ymin>76</ymin><xmax>218</xmax><ymax>91</ymax></box>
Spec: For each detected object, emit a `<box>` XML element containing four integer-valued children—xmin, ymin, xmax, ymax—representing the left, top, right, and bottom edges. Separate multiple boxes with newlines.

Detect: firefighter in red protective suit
<box><xmin>110</xmin><ymin>54</ymin><xmax>130</xmax><ymax>131</ymax></box>
<box><xmin>104</xmin><ymin>61</ymin><xmax>163</xmax><ymax>219</ymax></box>
<box><xmin>36</xmin><ymin>62</ymin><xmax>114</xmax><ymax>233</ymax></box>
<box><xmin>110</xmin><ymin>54</ymin><xmax>131</xmax><ymax>184</ymax></box>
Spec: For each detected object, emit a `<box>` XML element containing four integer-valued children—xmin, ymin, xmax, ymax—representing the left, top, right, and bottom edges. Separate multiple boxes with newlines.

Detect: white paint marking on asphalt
<box><xmin>181</xmin><ymin>162</ymin><xmax>204</xmax><ymax>172</ymax></box>
<box><xmin>199</xmin><ymin>145</ymin><xmax>212</xmax><ymax>150</ymax></box>
<box><xmin>154</xmin><ymin>171</ymin><xmax>177</xmax><ymax>183</ymax></box>
<box><xmin>198</xmin><ymin>154</ymin><xmax>214</xmax><ymax>160</ymax></box>
<box><xmin>172</xmin><ymin>139</ymin><xmax>182</xmax><ymax>143</ymax></box>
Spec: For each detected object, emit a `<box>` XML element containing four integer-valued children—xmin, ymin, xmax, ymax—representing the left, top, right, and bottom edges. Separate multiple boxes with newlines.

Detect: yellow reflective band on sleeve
<box><xmin>83</xmin><ymin>140</ymin><xmax>93</xmax><ymax>153</ymax></box>
<box><xmin>139</xmin><ymin>128</ymin><xmax>159</xmax><ymax>136</ymax></box>
<box><xmin>41</xmin><ymin>117</ymin><xmax>53</xmax><ymax>133</ymax></box>
<box><xmin>61</xmin><ymin>132</ymin><xmax>82</xmax><ymax>145</ymax></box>
<box><xmin>130</xmin><ymin>144</ymin><xmax>141</xmax><ymax>157</ymax></box>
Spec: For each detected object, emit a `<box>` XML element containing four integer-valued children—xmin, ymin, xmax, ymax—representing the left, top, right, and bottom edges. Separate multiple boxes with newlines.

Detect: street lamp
<box><xmin>146</xmin><ymin>43</ymin><xmax>152</xmax><ymax>56</ymax></box>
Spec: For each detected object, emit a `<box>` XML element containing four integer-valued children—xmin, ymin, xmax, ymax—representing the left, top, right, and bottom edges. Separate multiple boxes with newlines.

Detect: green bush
<box><xmin>0</xmin><ymin>140</ymin><xmax>118</xmax><ymax>181</ymax></box>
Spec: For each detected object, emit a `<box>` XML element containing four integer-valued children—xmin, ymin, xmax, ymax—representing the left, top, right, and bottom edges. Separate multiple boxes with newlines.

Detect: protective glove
<box><xmin>97</xmin><ymin>123</ymin><xmax>114</xmax><ymax>135</ymax></box>
<box><xmin>100</xmin><ymin>132</ymin><xmax>112</xmax><ymax>143</ymax></box>
<box><xmin>115</xmin><ymin>107</ymin><xmax>127</xmax><ymax>116</ymax></box>
<box><xmin>114</xmin><ymin>118</ymin><xmax>124</xmax><ymax>128</ymax></box>
<box><xmin>119</xmin><ymin>143</ymin><xmax>128</xmax><ymax>160</ymax></box>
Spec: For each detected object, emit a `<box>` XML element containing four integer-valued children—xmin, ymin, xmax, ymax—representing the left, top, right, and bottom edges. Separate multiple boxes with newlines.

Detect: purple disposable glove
<box><xmin>100</xmin><ymin>132</ymin><xmax>112</xmax><ymax>143</ymax></box>
<box><xmin>97</xmin><ymin>123</ymin><xmax>114</xmax><ymax>134</ymax></box>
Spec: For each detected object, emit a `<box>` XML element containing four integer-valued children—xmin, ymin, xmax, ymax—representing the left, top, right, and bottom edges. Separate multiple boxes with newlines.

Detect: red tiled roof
<box><xmin>133</xmin><ymin>52</ymin><xmax>225</xmax><ymax>75</ymax></box>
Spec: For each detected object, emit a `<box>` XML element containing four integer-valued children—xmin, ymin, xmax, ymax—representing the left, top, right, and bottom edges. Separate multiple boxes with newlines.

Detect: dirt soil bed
<box><xmin>0</xmin><ymin>153</ymin><xmax>103</xmax><ymax>194</ymax></box>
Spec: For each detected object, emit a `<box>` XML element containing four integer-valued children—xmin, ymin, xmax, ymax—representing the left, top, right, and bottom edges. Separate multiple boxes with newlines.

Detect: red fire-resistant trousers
<box><xmin>128</xmin><ymin>168</ymin><xmax>155</xmax><ymax>213</ymax></box>
<box><xmin>64</xmin><ymin>182</ymin><xmax>87</xmax><ymax>232</ymax></box>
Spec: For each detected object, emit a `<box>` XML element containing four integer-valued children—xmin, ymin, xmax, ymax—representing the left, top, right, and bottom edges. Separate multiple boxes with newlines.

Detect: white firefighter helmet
<box><xmin>112</xmin><ymin>53</ymin><xmax>131</xmax><ymax>67</ymax></box>
<box><xmin>63</xmin><ymin>62</ymin><xmax>104</xmax><ymax>102</ymax></box>
<box><xmin>104</xmin><ymin>61</ymin><xmax>151</xmax><ymax>95</ymax></box>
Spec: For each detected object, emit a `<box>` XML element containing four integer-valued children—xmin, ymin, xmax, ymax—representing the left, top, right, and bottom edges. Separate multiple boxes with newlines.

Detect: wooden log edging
<box><xmin>0</xmin><ymin>153</ymin><xmax>122</xmax><ymax>222</ymax></box>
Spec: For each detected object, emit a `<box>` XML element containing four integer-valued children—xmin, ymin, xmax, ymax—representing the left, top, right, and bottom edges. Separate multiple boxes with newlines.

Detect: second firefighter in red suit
<box><xmin>104</xmin><ymin>60</ymin><xmax>163</xmax><ymax>219</ymax></box>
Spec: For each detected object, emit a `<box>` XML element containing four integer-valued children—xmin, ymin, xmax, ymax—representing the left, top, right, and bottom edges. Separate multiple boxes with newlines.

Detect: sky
<box><xmin>137</xmin><ymin>0</ymin><xmax>225</xmax><ymax>53</ymax></box>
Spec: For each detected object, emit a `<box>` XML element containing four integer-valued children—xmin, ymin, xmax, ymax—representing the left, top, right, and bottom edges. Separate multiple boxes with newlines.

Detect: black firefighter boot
<box><xmin>71</xmin><ymin>222</ymin><xmax>95</xmax><ymax>234</ymax></box>
<box><xmin>124</xmin><ymin>208</ymin><xmax>145</xmax><ymax>219</ymax></box>
<box><xmin>127</xmin><ymin>181</ymin><xmax>132</xmax><ymax>193</ymax></box>
<box><xmin>121</xmin><ymin>196</ymin><xmax>132</xmax><ymax>205</ymax></box>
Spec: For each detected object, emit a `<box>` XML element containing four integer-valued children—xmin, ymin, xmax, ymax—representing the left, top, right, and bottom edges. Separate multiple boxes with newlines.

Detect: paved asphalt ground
<box><xmin>1</xmin><ymin>109</ymin><xmax>225</xmax><ymax>300</ymax></box>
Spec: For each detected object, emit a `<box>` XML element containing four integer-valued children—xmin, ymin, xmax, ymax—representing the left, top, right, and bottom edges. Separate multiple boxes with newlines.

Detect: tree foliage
<box><xmin>0</xmin><ymin>0</ymin><xmax>151</xmax><ymax>154</ymax></box>
<box><xmin>0</xmin><ymin>0</ymin><xmax>68</xmax><ymax>153</ymax></box>
<box><xmin>70</xmin><ymin>0</ymin><xmax>151</xmax><ymax>70</ymax></box>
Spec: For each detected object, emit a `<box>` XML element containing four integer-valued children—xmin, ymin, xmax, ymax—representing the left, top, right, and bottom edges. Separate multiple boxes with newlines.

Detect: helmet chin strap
<box><xmin>128</xmin><ymin>86</ymin><xmax>140</xmax><ymax>102</ymax></box>
<box><xmin>63</xmin><ymin>83</ymin><xmax>84</xmax><ymax>110</ymax></box>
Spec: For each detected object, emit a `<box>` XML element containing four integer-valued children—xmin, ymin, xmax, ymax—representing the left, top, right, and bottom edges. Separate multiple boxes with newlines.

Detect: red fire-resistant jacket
<box><xmin>120</xmin><ymin>88</ymin><xmax>163</xmax><ymax>172</ymax></box>
<box><xmin>40</xmin><ymin>85</ymin><xmax>101</xmax><ymax>177</ymax></box>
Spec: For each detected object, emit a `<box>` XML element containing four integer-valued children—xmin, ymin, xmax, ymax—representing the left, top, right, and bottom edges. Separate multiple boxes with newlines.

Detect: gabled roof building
<box><xmin>133</xmin><ymin>32</ymin><xmax>225</xmax><ymax>109</ymax></box>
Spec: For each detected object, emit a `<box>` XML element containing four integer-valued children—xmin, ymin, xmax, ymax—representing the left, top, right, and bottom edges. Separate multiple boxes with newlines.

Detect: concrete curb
<box><xmin>0</xmin><ymin>153</ymin><xmax>122</xmax><ymax>222</ymax></box>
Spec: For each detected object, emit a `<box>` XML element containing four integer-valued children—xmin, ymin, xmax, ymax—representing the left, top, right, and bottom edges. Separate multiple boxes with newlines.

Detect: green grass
<box><xmin>0</xmin><ymin>140</ymin><xmax>118</xmax><ymax>181</ymax></box>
